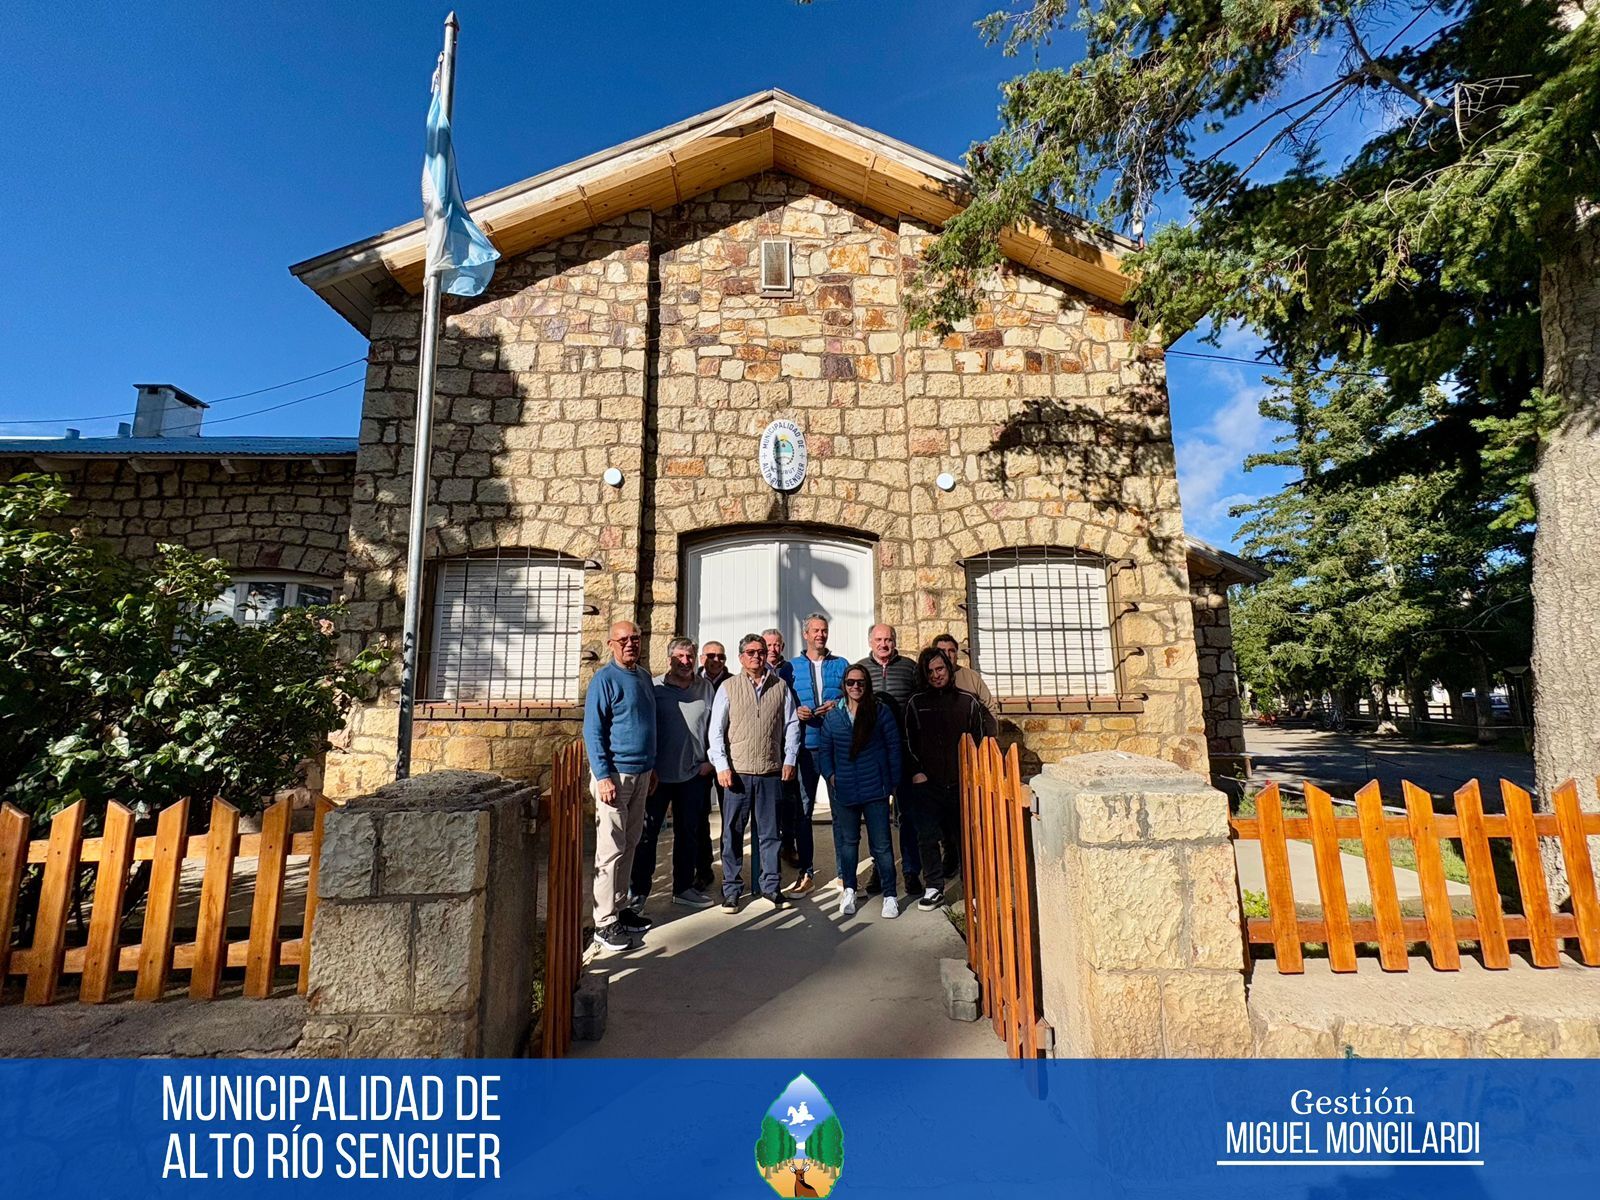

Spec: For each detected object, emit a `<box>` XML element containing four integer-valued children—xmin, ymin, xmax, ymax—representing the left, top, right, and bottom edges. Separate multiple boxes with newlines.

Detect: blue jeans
<box><xmin>721</xmin><ymin>771</ymin><xmax>783</xmax><ymax>900</ymax></box>
<box><xmin>833</xmin><ymin>797</ymin><xmax>897</xmax><ymax>901</ymax></box>
<box><xmin>629</xmin><ymin>773</ymin><xmax>711</xmax><ymax>900</ymax></box>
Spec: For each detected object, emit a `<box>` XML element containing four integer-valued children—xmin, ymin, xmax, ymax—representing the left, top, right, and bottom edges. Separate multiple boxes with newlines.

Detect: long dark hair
<box><xmin>844</xmin><ymin>667</ymin><xmax>878</xmax><ymax>760</ymax></box>
<box><xmin>917</xmin><ymin>646</ymin><xmax>955</xmax><ymax>693</ymax></box>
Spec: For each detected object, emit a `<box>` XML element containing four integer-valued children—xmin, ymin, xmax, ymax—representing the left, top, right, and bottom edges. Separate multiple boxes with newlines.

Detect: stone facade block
<box><xmin>412</xmin><ymin>897</ymin><xmax>486</xmax><ymax>1014</ymax></box>
<box><xmin>318</xmin><ymin>812</ymin><xmax>378</xmax><ymax>899</ymax></box>
<box><xmin>305</xmin><ymin>771</ymin><xmax>537</xmax><ymax>1057</ymax></box>
<box><xmin>308</xmin><ymin>901</ymin><xmax>412</xmax><ymax>1013</ymax></box>
<box><xmin>381</xmin><ymin>809</ymin><xmax>491</xmax><ymax>894</ymax></box>
<box><xmin>1159</xmin><ymin>973</ymin><xmax>1253</xmax><ymax>1057</ymax></box>
<box><xmin>1077</xmin><ymin>845</ymin><xmax>1185</xmax><ymax>971</ymax></box>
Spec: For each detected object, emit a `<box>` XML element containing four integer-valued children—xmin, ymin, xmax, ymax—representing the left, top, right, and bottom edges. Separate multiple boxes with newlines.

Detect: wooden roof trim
<box><xmin>291</xmin><ymin>90</ymin><xmax>1137</xmax><ymax>329</ymax></box>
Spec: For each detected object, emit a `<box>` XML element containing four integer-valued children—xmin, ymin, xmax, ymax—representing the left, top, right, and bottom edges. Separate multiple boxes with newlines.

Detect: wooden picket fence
<box><xmin>1231</xmin><ymin>777</ymin><xmax>1600</xmax><ymax>974</ymax></box>
<box><xmin>1</xmin><ymin>794</ymin><xmax>332</xmax><ymax>1005</ymax></box>
<box><xmin>958</xmin><ymin>734</ymin><xmax>1046</xmax><ymax>1058</ymax></box>
<box><xmin>538</xmin><ymin>740</ymin><xmax>586</xmax><ymax>1057</ymax></box>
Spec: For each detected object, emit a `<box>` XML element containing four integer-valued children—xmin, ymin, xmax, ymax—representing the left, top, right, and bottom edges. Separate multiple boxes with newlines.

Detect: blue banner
<box><xmin>3</xmin><ymin>1058</ymin><xmax>1594</xmax><ymax>1197</ymax></box>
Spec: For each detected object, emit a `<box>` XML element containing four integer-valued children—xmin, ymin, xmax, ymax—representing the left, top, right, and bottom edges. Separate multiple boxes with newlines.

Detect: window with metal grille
<box><xmin>966</xmin><ymin>549</ymin><xmax>1117</xmax><ymax>700</ymax></box>
<box><xmin>759</xmin><ymin>239</ymin><xmax>792</xmax><ymax>291</ymax></box>
<box><xmin>425</xmin><ymin>551</ymin><xmax>584</xmax><ymax>704</ymax></box>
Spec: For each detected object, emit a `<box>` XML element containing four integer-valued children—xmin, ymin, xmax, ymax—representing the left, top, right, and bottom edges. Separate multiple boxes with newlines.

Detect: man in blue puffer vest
<box><xmin>786</xmin><ymin>612</ymin><xmax>849</xmax><ymax>895</ymax></box>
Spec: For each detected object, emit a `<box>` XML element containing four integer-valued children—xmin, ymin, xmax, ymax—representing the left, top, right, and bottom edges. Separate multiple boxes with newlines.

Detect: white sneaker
<box><xmin>881</xmin><ymin>895</ymin><xmax>900</xmax><ymax>920</ymax></box>
<box><xmin>839</xmin><ymin>888</ymin><xmax>857</xmax><ymax>917</ymax></box>
<box><xmin>672</xmin><ymin>888</ymin><xmax>713</xmax><ymax>909</ymax></box>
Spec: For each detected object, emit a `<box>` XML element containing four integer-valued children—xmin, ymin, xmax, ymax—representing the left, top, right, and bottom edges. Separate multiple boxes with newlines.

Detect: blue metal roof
<box><xmin>0</xmin><ymin>437</ymin><xmax>359</xmax><ymax>460</ymax></box>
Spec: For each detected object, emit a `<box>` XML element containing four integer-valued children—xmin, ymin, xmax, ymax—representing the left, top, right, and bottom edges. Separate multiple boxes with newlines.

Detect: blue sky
<box><xmin>2</xmin><ymin>0</ymin><xmax>1293</xmax><ymax>549</ymax></box>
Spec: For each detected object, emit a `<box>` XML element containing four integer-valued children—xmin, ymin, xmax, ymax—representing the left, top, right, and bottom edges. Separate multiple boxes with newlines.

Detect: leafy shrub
<box><xmin>0</xmin><ymin>475</ymin><xmax>387</xmax><ymax>831</ymax></box>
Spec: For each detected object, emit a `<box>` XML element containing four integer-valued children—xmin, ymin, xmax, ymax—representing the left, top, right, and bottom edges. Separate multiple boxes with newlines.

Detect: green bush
<box><xmin>0</xmin><ymin>475</ymin><xmax>387</xmax><ymax>832</ymax></box>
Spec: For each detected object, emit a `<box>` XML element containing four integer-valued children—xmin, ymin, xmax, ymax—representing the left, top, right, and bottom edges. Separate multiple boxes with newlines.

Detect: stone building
<box><xmin>3</xmin><ymin>91</ymin><xmax>1257</xmax><ymax>796</ymax></box>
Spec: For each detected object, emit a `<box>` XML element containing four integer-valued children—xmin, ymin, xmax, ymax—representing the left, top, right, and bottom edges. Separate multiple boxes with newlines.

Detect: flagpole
<box><xmin>396</xmin><ymin>11</ymin><xmax>459</xmax><ymax>780</ymax></box>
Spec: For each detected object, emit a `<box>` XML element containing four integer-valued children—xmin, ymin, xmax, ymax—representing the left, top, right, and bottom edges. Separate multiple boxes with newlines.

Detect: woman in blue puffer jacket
<box><xmin>814</xmin><ymin>664</ymin><xmax>903</xmax><ymax>919</ymax></box>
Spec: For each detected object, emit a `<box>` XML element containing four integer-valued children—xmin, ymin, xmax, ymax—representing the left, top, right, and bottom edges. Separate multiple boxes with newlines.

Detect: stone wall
<box><xmin>301</xmin><ymin>770</ymin><xmax>538</xmax><ymax>1057</ymax></box>
<box><xmin>1028</xmin><ymin>750</ymin><xmax>1252</xmax><ymax>1056</ymax></box>
<box><xmin>327</xmin><ymin>215</ymin><xmax>653</xmax><ymax>797</ymax></box>
<box><xmin>1190</xmin><ymin>579</ymin><xmax>1249</xmax><ymax>777</ymax></box>
<box><xmin>323</xmin><ymin>171</ymin><xmax>1212</xmax><ymax>792</ymax></box>
<box><xmin>0</xmin><ymin>455</ymin><xmax>352</xmax><ymax>578</ymax></box>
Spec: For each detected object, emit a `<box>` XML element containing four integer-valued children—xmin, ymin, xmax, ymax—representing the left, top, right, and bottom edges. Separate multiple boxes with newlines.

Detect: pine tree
<box><xmin>904</xmin><ymin>0</ymin><xmax>1600</xmax><ymax>836</ymax></box>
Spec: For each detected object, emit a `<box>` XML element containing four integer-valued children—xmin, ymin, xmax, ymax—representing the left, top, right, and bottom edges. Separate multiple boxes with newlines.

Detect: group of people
<box><xmin>582</xmin><ymin>614</ymin><xmax>997</xmax><ymax>952</ymax></box>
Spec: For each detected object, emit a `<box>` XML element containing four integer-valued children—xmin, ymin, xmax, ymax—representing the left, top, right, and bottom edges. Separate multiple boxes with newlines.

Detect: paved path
<box><xmin>1244</xmin><ymin>724</ymin><xmax>1534</xmax><ymax>802</ymax></box>
<box><xmin>570</xmin><ymin>811</ymin><xmax>1002</xmax><ymax>1060</ymax></box>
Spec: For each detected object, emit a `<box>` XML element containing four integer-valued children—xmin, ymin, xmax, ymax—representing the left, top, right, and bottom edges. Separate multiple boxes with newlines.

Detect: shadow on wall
<box><xmin>979</xmin><ymin>354</ymin><xmax>1181</xmax><ymax>567</ymax></box>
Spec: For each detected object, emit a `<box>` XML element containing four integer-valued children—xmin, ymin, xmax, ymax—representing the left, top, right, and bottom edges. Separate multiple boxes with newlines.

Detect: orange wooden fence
<box><xmin>538</xmin><ymin>740</ymin><xmax>586</xmax><ymax>1058</ymax></box>
<box><xmin>1231</xmin><ymin>777</ymin><xmax>1600</xmax><ymax>974</ymax></box>
<box><xmin>1</xmin><ymin>794</ymin><xmax>332</xmax><ymax>1004</ymax></box>
<box><xmin>958</xmin><ymin>734</ymin><xmax>1045</xmax><ymax>1059</ymax></box>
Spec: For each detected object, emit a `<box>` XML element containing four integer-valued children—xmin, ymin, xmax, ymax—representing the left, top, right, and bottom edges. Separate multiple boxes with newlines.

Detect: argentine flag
<box><xmin>422</xmin><ymin>77</ymin><xmax>499</xmax><ymax>297</ymax></box>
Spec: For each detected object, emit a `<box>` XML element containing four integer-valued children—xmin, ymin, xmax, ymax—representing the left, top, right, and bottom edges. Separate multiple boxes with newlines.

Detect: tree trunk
<box><xmin>1532</xmin><ymin>201</ymin><xmax>1600</xmax><ymax>895</ymax></box>
<box><xmin>1446</xmin><ymin>684</ymin><xmax>1468</xmax><ymax>727</ymax></box>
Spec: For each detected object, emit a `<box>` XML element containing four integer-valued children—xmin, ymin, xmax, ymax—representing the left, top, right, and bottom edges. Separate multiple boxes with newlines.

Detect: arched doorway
<box><xmin>681</xmin><ymin>528</ymin><xmax>876</xmax><ymax>661</ymax></box>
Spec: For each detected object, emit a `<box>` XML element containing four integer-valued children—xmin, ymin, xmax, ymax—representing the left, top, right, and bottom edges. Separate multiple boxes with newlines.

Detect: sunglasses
<box><xmin>610</xmin><ymin>635</ymin><xmax>641</xmax><ymax>644</ymax></box>
<box><xmin>843</xmin><ymin>678</ymin><xmax>868</xmax><ymax>688</ymax></box>
<box><xmin>704</xmin><ymin>653</ymin><xmax>726</xmax><ymax>660</ymax></box>
<box><xmin>741</xmin><ymin>648</ymin><xmax>768</xmax><ymax>657</ymax></box>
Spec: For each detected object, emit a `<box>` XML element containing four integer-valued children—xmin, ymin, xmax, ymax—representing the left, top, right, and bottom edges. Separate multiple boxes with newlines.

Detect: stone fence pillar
<box><xmin>1028</xmin><ymin>751</ymin><xmax>1252</xmax><ymax>1056</ymax></box>
<box><xmin>301</xmin><ymin>770</ymin><xmax>538</xmax><ymax>1057</ymax></box>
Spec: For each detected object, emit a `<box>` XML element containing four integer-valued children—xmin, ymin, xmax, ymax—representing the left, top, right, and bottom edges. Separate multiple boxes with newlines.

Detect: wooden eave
<box><xmin>290</xmin><ymin>89</ymin><xmax>1133</xmax><ymax>335</ymax></box>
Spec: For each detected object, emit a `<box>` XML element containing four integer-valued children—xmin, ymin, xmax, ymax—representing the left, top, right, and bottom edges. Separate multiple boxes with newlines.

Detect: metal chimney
<box><xmin>131</xmin><ymin>384</ymin><xmax>209</xmax><ymax>438</ymax></box>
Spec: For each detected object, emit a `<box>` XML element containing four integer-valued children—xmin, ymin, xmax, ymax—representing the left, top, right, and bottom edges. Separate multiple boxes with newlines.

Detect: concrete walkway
<box><xmin>570</xmin><ymin>810</ymin><xmax>1002</xmax><ymax>1059</ymax></box>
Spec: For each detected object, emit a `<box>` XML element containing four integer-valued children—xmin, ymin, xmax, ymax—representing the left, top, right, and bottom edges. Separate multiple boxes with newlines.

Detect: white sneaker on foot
<box><xmin>839</xmin><ymin>888</ymin><xmax>857</xmax><ymax>916</ymax></box>
<box><xmin>881</xmin><ymin>895</ymin><xmax>900</xmax><ymax>919</ymax></box>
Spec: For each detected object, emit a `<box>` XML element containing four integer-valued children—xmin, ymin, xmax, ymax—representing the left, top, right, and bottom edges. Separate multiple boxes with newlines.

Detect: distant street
<box><xmin>1243</xmin><ymin>723</ymin><xmax>1535</xmax><ymax>802</ymax></box>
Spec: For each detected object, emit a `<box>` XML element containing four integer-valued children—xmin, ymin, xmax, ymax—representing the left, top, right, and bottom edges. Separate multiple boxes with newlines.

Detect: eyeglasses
<box><xmin>741</xmin><ymin>648</ymin><xmax>768</xmax><ymax>658</ymax></box>
<box><xmin>610</xmin><ymin>635</ymin><xmax>641</xmax><ymax>644</ymax></box>
<box><xmin>704</xmin><ymin>653</ymin><xmax>726</xmax><ymax>661</ymax></box>
<box><xmin>843</xmin><ymin>678</ymin><xmax>868</xmax><ymax>689</ymax></box>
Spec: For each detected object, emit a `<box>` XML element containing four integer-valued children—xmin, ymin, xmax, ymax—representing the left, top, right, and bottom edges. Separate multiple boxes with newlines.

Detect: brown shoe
<box><xmin>787</xmin><ymin>873</ymin><xmax>816</xmax><ymax>896</ymax></box>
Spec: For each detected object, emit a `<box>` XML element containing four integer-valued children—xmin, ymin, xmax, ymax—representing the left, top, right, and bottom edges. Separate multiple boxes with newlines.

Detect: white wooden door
<box><xmin>683</xmin><ymin>531</ymin><xmax>875</xmax><ymax>661</ymax></box>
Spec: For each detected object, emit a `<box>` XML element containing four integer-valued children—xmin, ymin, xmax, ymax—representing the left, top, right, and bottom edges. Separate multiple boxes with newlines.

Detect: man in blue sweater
<box><xmin>583</xmin><ymin>619</ymin><xmax>657</xmax><ymax>952</ymax></box>
<box><xmin>786</xmin><ymin>612</ymin><xmax>849</xmax><ymax>895</ymax></box>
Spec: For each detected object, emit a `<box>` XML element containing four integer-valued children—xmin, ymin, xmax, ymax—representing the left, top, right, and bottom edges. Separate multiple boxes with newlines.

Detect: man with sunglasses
<box><xmin>707</xmin><ymin>633</ymin><xmax>800</xmax><ymax>911</ymax></box>
<box><xmin>582</xmin><ymin>619</ymin><xmax>657</xmax><ymax>952</ymax></box>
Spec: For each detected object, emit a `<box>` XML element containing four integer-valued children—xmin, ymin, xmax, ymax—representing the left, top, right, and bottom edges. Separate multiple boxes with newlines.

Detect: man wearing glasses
<box><xmin>582</xmin><ymin>620</ymin><xmax>657</xmax><ymax>952</ymax></box>
<box><xmin>707</xmin><ymin>633</ymin><xmax>800</xmax><ymax>912</ymax></box>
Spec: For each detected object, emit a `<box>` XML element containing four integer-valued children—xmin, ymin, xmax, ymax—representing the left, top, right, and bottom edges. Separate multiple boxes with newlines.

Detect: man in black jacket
<box><xmin>904</xmin><ymin>646</ymin><xmax>997</xmax><ymax>908</ymax></box>
<box><xmin>855</xmin><ymin>624</ymin><xmax>923</xmax><ymax>893</ymax></box>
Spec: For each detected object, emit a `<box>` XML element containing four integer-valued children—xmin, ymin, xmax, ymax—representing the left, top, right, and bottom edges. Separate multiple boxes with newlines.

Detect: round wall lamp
<box><xmin>935</xmin><ymin>472</ymin><xmax>956</xmax><ymax>492</ymax></box>
<box><xmin>602</xmin><ymin>467</ymin><xmax>624</xmax><ymax>487</ymax></box>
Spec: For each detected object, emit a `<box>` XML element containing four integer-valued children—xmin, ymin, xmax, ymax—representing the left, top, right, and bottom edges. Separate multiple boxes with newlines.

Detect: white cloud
<box><xmin>1173</xmin><ymin>363</ymin><xmax>1276</xmax><ymax>544</ymax></box>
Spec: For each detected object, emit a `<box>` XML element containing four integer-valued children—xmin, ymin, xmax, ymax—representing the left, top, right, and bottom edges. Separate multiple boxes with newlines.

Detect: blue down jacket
<box><xmin>813</xmin><ymin>699</ymin><xmax>903</xmax><ymax>805</ymax></box>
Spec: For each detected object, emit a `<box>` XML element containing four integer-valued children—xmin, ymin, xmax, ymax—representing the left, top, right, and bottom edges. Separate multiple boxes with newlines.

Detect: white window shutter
<box><xmin>968</xmin><ymin>553</ymin><xmax>1116</xmax><ymax>699</ymax></box>
<box><xmin>429</xmin><ymin>557</ymin><xmax>583</xmax><ymax>703</ymax></box>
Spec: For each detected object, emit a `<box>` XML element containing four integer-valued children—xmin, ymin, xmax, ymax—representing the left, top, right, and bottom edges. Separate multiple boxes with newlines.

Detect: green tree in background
<box><xmin>807</xmin><ymin>1116</ymin><xmax>844</xmax><ymax>1173</ymax></box>
<box><xmin>903</xmin><ymin>0</ymin><xmax>1600</xmax><ymax>803</ymax></box>
<box><xmin>755</xmin><ymin>1116</ymin><xmax>798</xmax><ymax>1174</ymax></box>
<box><xmin>1231</xmin><ymin>367</ymin><xmax>1531</xmax><ymax>735</ymax></box>
<box><xmin>0</xmin><ymin>475</ymin><xmax>387</xmax><ymax>833</ymax></box>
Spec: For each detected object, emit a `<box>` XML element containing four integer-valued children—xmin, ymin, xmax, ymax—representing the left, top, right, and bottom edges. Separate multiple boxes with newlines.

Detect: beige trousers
<box><xmin>591</xmin><ymin>772</ymin><xmax>651</xmax><ymax>928</ymax></box>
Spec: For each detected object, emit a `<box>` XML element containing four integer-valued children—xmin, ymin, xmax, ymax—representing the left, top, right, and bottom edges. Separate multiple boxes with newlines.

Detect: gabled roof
<box><xmin>291</xmin><ymin>89</ymin><xmax>1133</xmax><ymax>335</ymax></box>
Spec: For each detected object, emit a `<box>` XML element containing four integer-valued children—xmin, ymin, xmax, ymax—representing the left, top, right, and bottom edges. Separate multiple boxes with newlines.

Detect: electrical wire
<box><xmin>1165</xmin><ymin>348</ymin><xmax>1389</xmax><ymax>380</ymax></box>
<box><xmin>0</xmin><ymin>357</ymin><xmax>368</xmax><ymax>427</ymax></box>
<box><xmin>200</xmin><ymin>378</ymin><xmax>366</xmax><ymax>427</ymax></box>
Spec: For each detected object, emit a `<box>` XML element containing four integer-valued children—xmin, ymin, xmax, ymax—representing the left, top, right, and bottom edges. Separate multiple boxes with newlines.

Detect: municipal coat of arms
<box><xmin>754</xmin><ymin>1074</ymin><xmax>843</xmax><ymax>1196</ymax></box>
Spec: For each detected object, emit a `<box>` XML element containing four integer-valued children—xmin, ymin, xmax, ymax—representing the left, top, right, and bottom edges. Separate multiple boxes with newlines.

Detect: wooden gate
<box><xmin>958</xmin><ymin>735</ymin><xmax>1044</xmax><ymax>1058</ymax></box>
<box><xmin>538</xmin><ymin>739</ymin><xmax>586</xmax><ymax>1057</ymax></box>
<box><xmin>1</xmin><ymin>793</ymin><xmax>332</xmax><ymax>1004</ymax></box>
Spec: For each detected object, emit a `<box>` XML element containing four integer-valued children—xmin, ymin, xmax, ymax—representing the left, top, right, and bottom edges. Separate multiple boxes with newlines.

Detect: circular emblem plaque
<box><xmin>759</xmin><ymin>419</ymin><xmax>808</xmax><ymax>492</ymax></box>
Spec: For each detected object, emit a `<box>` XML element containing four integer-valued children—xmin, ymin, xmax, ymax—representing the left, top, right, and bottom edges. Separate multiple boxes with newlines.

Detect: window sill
<box><xmin>417</xmin><ymin>702</ymin><xmax>582</xmax><ymax>722</ymax></box>
<box><xmin>995</xmin><ymin>696</ymin><xmax>1145</xmax><ymax>716</ymax></box>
